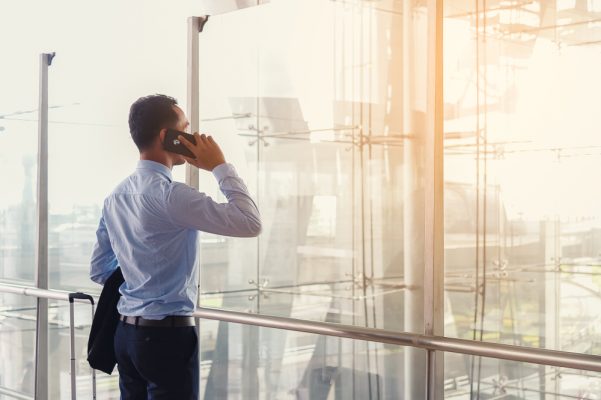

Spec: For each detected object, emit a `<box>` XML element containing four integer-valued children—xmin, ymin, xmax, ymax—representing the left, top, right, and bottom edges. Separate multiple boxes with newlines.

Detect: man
<box><xmin>89</xmin><ymin>94</ymin><xmax>261</xmax><ymax>399</ymax></box>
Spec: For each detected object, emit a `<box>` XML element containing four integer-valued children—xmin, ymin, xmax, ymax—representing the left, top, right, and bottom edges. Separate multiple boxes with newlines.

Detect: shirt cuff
<box><xmin>212</xmin><ymin>162</ymin><xmax>237</xmax><ymax>182</ymax></box>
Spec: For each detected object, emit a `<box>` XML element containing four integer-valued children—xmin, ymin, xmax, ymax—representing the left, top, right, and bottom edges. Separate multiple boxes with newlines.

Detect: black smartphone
<box><xmin>163</xmin><ymin>129</ymin><xmax>197</xmax><ymax>158</ymax></box>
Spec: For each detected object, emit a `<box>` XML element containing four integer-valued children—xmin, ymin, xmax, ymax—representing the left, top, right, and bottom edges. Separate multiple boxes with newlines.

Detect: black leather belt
<box><xmin>119</xmin><ymin>314</ymin><xmax>196</xmax><ymax>327</ymax></box>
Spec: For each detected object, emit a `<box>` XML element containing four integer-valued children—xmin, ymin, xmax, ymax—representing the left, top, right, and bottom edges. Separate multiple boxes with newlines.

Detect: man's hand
<box><xmin>178</xmin><ymin>133</ymin><xmax>226</xmax><ymax>171</ymax></box>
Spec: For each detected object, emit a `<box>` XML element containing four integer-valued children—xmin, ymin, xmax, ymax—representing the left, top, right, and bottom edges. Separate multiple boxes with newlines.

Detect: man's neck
<box><xmin>140</xmin><ymin>152</ymin><xmax>172</xmax><ymax>170</ymax></box>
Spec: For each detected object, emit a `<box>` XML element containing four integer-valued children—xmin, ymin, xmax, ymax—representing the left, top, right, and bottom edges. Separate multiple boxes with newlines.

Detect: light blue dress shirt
<box><xmin>90</xmin><ymin>160</ymin><xmax>261</xmax><ymax>319</ymax></box>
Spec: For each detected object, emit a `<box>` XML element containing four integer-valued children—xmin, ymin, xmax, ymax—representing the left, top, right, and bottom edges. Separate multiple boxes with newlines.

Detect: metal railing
<box><xmin>193</xmin><ymin>307</ymin><xmax>601</xmax><ymax>372</ymax></box>
<box><xmin>1</xmin><ymin>282</ymin><xmax>601</xmax><ymax>399</ymax></box>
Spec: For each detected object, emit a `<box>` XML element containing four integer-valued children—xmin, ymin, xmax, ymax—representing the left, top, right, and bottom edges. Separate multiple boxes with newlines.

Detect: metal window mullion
<box><xmin>424</xmin><ymin>0</ymin><xmax>444</xmax><ymax>398</ymax></box>
<box><xmin>186</xmin><ymin>17</ymin><xmax>201</xmax><ymax>190</ymax></box>
<box><xmin>34</xmin><ymin>51</ymin><xmax>54</xmax><ymax>400</ymax></box>
<box><xmin>187</xmin><ymin>17</ymin><xmax>202</xmax><ymax>390</ymax></box>
<box><xmin>187</xmin><ymin>15</ymin><xmax>210</xmax><ymax>389</ymax></box>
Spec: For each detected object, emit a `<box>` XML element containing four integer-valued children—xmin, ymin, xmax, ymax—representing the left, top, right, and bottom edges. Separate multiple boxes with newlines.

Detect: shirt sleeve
<box><xmin>89</xmin><ymin>211</ymin><xmax>119</xmax><ymax>285</ymax></box>
<box><xmin>165</xmin><ymin>163</ymin><xmax>262</xmax><ymax>237</ymax></box>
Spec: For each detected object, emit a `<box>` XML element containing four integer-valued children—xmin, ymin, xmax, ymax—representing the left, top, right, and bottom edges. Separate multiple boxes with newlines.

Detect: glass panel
<box><xmin>199</xmin><ymin>320</ymin><xmax>413</xmax><ymax>399</ymax></box>
<box><xmin>47</xmin><ymin>103</ymin><xmax>135</xmax><ymax>292</ymax></box>
<box><xmin>0</xmin><ymin>293</ymin><xmax>36</xmax><ymax>398</ymax></box>
<box><xmin>198</xmin><ymin>5</ymin><xmax>260</xmax><ymax>294</ymax></box>
<box><xmin>0</xmin><ymin>118</ymin><xmax>37</xmax><ymax>284</ymax></box>
<box><xmin>0</xmin><ymin>5</ymin><xmax>40</xmax><ymax>285</ymax></box>
<box><xmin>198</xmin><ymin>0</ymin><xmax>432</xmax><ymax>336</ymax></box>
<box><xmin>444</xmin><ymin>355</ymin><xmax>601</xmax><ymax>399</ymax></box>
<box><xmin>443</xmin><ymin>0</ymin><xmax>601</xmax><ymax>358</ymax></box>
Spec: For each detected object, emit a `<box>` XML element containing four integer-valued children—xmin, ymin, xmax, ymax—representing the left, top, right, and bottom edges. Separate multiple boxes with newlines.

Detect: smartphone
<box><xmin>163</xmin><ymin>128</ymin><xmax>197</xmax><ymax>158</ymax></box>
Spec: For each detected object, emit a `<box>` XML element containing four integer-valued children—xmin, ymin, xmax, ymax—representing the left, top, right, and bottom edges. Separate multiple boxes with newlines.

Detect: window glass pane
<box><xmin>444</xmin><ymin>355</ymin><xmax>601</xmax><ymax>399</ymax></box>
<box><xmin>200</xmin><ymin>320</ymin><xmax>414</xmax><ymax>399</ymax></box>
<box><xmin>443</xmin><ymin>0</ymin><xmax>601</xmax><ymax>356</ymax></box>
<box><xmin>198</xmin><ymin>5</ymin><xmax>260</xmax><ymax>294</ymax></box>
<box><xmin>0</xmin><ymin>293</ymin><xmax>36</xmax><ymax>398</ymax></box>
<box><xmin>0</xmin><ymin>119</ymin><xmax>37</xmax><ymax>284</ymax></box>
<box><xmin>0</xmin><ymin>34</ymin><xmax>39</xmax><ymax>284</ymax></box>
<box><xmin>197</xmin><ymin>0</ymin><xmax>431</xmax><ymax>337</ymax></box>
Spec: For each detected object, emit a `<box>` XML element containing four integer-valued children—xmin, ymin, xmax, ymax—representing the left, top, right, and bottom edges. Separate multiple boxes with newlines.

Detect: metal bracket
<box><xmin>45</xmin><ymin>52</ymin><xmax>56</xmax><ymax>66</ymax></box>
<box><xmin>198</xmin><ymin>15</ymin><xmax>210</xmax><ymax>32</ymax></box>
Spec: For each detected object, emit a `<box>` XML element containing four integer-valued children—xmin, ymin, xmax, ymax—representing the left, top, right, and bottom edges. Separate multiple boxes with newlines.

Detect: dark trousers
<box><xmin>114</xmin><ymin>322</ymin><xmax>199</xmax><ymax>400</ymax></box>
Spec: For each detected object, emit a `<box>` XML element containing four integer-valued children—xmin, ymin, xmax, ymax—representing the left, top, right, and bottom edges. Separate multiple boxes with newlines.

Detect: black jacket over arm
<box><xmin>87</xmin><ymin>267</ymin><xmax>124</xmax><ymax>375</ymax></box>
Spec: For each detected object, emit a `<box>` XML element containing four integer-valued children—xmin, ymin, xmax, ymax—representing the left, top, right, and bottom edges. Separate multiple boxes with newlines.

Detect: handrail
<box><xmin>0</xmin><ymin>283</ymin><xmax>98</xmax><ymax>304</ymax></box>
<box><xmin>2</xmin><ymin>283</ymin><xmax>601</xmax><ymax>373</ymax></box>
<box><xmin>193</xmin><ymin>307</ymin><xmax>601</xmax><ymax>372</ymax></box>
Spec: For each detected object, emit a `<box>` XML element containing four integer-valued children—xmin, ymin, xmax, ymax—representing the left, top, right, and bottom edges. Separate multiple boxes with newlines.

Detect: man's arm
<box><xmin>90</xmin><ymin>212</ymin><xmax>119</xmax><ymax>285</ymax></box>
<box><xmin>167</xmin><ymin>132</ymin><xmax>261</xmax><ymax>237</ymax></box>
<box><xmin>166</xmin><ymin>163</ymin><xmax>261</xmax><ymax>237</ymax></box>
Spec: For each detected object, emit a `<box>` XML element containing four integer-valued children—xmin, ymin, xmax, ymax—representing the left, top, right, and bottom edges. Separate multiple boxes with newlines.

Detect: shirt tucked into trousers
<box><xmin>90</xmin><ymin>160</ymin><xmax>261</xmax><ymax>399</ymax></box>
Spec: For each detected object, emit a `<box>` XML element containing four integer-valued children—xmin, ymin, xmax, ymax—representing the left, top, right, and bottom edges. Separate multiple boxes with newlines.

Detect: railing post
<box><xmin>34</xmin><ymin>51</ymin><xmax>54</xmax><ymax>400</ymax></box>
<box><xmin>186</xmin><ymin>16</ymin><xmax>202</xmax><ymax>190</ymax></box>
<box><xmin>187</xmin><ymin>15</ymin><xmax>209</xmax><ymax>388</ymax></box>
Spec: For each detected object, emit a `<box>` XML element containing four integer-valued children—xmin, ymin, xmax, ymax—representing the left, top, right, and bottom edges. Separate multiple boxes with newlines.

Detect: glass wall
<box><xmin>0</xmin><ymin>118</ymin><xmax>37</xmax><ymax>284</ymax></box>
<box><xmin>2</xmin><ymin>0</ymin><xmax>601</xmax><ymax>399</ymax></box>
<box><xmin>443</xmin><ymin>0</ymin><xmax>601</xmax><ymax>397</ymax></box>
<box><xmin>196</xmin><ymin>0</ymin><xmax>427</xmax><ymax>326</ymax></box>
<box><xmin>195</xmin><ymin>0</ymin><xmax>433</xmax><ymax>397</ymax></box>
<box><xmin>200</xmin><ymin>321</ymin><xmax>411</xmax><ymax>399</ymax></box>
<box><xmin>444</xmin><ymin>356</ymin><xmax>601</xmax><ymax>399</ymax></box>
<box><xmin>196</xmin><ymin>2</ymin><xmax>434</xmax><ymax>396</ymax></box>
<box><xmin>0</xmin><ymin>293</ymin><xmax>36</xmax><ymax>399</ymax></box>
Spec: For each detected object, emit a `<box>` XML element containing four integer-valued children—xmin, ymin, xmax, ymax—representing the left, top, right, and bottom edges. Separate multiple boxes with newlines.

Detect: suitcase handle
<box><xmin>68</xmin><ymin>291</ymin><xmax>97</xmax><ymax>399</ymax></box>
<box><xmin>68</xmin><ymin>292</ymin><xmax>95</xmax><ymax>305</ymax></box>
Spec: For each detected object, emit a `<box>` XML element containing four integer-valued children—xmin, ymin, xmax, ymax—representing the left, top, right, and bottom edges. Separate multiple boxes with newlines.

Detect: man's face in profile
<box><xmin>169</xmin><ymin>105</ymin><xmax>190</xmax><ymax>166</ymax></box>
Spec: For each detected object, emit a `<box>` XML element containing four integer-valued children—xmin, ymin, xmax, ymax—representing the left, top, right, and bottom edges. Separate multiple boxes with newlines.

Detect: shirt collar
<box><xmin>136</xmin><ymin>160</ymin><xmax>173</xmax><ymax>182</ymax></box>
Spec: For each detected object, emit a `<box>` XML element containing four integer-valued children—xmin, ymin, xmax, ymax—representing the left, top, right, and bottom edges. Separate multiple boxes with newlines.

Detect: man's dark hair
<box><xmin>128</xmin><ymin>94</ymin><xmax>179</xmax><ymax>151</ymax></box>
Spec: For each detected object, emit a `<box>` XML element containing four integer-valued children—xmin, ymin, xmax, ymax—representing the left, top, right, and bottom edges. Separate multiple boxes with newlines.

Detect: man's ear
<box><xmin>159</xmin><ymin>128</ymin><xmax>167</xmax><ymax>144</ymax></box>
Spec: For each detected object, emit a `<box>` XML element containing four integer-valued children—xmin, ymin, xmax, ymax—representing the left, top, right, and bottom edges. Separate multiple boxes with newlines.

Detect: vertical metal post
<box><xmin>425</xmin><ymin>0</ymin><xmax>444</xmax><ymax>398</ymax></box>
<box><xmin>34</xmin><ymin>51</ymin><xmax>54</xmax><ymax>400</ymax></box>
<box><xmin>402</xmin><ymin>0</ymin><xmax>426</xmax><ymax>396</ymax></box>
<box><xmin>187</xmin><ymin>16</ymin><xmax>208</xmax><ymax>387</ymax></box>
<box><xmin>186</xmin><ymin>17</ymin><xmax>202</xmax><ymax>190</ymax></box>
<box><xmin>187</xmin><ymin>17</ymin><xmax>201</xmax><ymax>388</ymax></box>
<box><xmin>543</xmin><ymin>219</ymin><xmax>561</xmax><ymax>400</ymax></box>
<box><xmin>403</xmin><ymin>0</ymin><xmax>444</xmax><ymax>396</ymax></box>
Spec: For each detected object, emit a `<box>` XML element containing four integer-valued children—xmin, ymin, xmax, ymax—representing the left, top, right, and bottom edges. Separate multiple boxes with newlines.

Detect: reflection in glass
<box><xmin>197</xmin><ymin>0</ymin><xmax>425</xmax><ymax>325</ymax></box>
<box><xmin>197</xmin><ymin>0</ymin><xmax>433</xmax><ymax>397</ymax></box>
<box><xmin>444</xmin><ymin>356</ymin><xmax>601</xmax><ymax>399</ymax></box>
<box><xmin>444</xmin><ymin>0</ymin><xmax>601</xmax><ymax>397</ymax></box>
<box><xmin>200</xmin><ymin>321</ymin><xmax>409</xmax><ymax>399</ymax></box>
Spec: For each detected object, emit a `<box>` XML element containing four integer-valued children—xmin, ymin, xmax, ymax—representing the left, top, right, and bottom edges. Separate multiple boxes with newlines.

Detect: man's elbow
<box><xmin>243</xmin><ymin>216</ymin><xmax>262</xmax><ymax>237</ymax></box>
